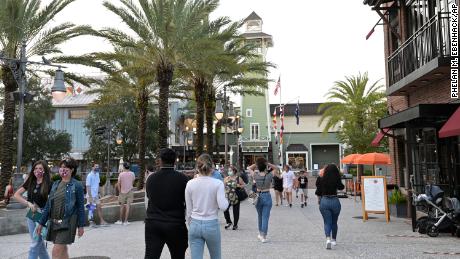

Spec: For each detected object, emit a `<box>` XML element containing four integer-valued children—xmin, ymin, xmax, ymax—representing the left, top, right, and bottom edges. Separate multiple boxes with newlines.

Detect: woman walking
<box><xmin>223</xmin><ymin>166</ymin><xmax>245</xmax><ymax>230</ymax></box>
<box><xmin>37</xmin><ymin>158</ymin><xmax>85</xmax><ymax>259</ymax></box>
<box><xmin>14</xmin><ymin>161</ymin><xmax>51</xmax><ymax>259</ymax></box>
<box><xmin>272</xmin><ymin>170</ymin><xmax>283</xmax><ymax>206</ymax></box>
<box><xmin>247</xmin><ymin>157</ymin><xmax>278</xmax><ymax>243</ymax></box>
<box><xmin>316</xmin><ymin>164</ymin><xmax>344</xmax><ymax>250</ymax></box>
<box><xmin>185</xmin><ymin>154</ymin><xmax>229</xmax><ymax>259</ymax></box>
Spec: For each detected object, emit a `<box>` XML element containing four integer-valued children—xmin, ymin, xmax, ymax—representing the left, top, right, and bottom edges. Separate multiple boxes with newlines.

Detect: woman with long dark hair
<box><xmin>37</xmin><ymin>158</ymin><xmax>85</xmax><ymax>259</ymax></box>
<box><xmin>14</xmin><ymin>160</ymin><xmax>52</xmax><ymax>259</ymax></box>
<box><xmin>316</xmin><ymin>164</ymin><xmax>344</xmax><ymax>249</ymax></box>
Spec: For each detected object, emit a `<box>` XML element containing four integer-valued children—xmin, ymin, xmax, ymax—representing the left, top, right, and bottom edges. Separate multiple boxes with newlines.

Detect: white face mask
<box><xmin>228</xmin><ymin>171</ymin><xmax>234</xmax><ymax>176</ymax></box>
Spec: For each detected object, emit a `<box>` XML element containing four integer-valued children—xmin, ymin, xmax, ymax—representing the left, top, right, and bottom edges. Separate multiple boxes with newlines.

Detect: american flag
<box><xmin>274</xmin><ymin>76</ymin><xmax>280</xmax><ymax>96</ymax></box>
<box><xmin>295</xmin><ymin>101</ymin><xmax>300</xmax><ymax>125</ymax></box>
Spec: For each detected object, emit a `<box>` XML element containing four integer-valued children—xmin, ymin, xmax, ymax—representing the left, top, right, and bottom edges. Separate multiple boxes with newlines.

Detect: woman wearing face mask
<box><xmin>37</xmin><ymin>158</ymin><xmax>85</xmax><ymax>259</ymax></box>
<box><xmin>223</xmin><ymin>166</ymin><xmax>245</xmax><ymax>230</ymax></box>
<box><xmin>14</xmin><ymin>160</ymin><xmax>52</xmax><ymax>259</ymax></box>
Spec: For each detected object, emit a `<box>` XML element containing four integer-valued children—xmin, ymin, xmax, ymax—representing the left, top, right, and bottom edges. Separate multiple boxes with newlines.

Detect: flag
<box><xmin>274</xmin><ymin>76</ymin><xmax>280</xmax><ymax>96</ymax></box>
<box><xmin>295</xmin><ymin>101</ymin><xmax>300</xmax><ymax>125</ymax></box>
<box><xmin>280</xmin><ymin>106</ymin><xmax>284</xmax><ymax>144</ymax></box>
<box><xmin>273</xmin><ymin>108</ymin><xmax>278</xmax><ymax>144</ymax></box>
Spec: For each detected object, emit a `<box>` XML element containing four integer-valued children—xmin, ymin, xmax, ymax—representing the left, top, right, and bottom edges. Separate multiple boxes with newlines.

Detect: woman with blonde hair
<box><xmin>185</xmin><ymin>153</ymin><xmax>228</xmax><ymax>259</ymax></box>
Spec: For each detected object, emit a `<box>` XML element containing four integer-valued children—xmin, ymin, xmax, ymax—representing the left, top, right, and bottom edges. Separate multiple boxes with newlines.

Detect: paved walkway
<box><xmin>1</xmin><ymin>190</ymin><xmax>460</xmax><ymax>259</ymax></box>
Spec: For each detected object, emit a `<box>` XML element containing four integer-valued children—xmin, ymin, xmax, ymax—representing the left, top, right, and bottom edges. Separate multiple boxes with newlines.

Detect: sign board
<box><xmin>361</xmin><ymin>176</ymin><xmax>389</xmax><ymax>222</ymax></box>
<box><xmin>313</xmin><ymin>164</ymin><xmax>319</xmax><ymax>170</ymax></box>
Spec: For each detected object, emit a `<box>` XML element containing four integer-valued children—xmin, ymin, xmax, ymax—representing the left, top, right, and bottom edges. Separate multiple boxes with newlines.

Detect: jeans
<box><xmin>255</xmin><ymin>192</ymin><xmax>272</xmax><ymax>236</ymax></box>
<box><xmin>188</xmin><ymin>219</ymin><xmax>221</xmax><ymax>259</ymax></box>
<box><xmin>145</xmin><ymin>220</ymin><xmax>188</xmax><ymax>259</ymax></box>
<box><xmin>26</xmin><ymin>218</ymin><xmax>50</xmax><ymax>259</ymax></box>
<box><xmin>319</xmin><ymin>196</ymin><xmax>341</xmax><ymax>239</ymax></box>
<box><xmin>223</xmin><ymin>202</ymin><xmax>240</xmax><ymax>226</ymax></box>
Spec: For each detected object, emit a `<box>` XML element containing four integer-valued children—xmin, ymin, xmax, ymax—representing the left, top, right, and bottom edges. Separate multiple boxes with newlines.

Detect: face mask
<box><xmin>59</xmin><ymin>168</ymin><xmax>70</xmax><ymax>178</ymax></box>
<box><xmin>94</xmin><ymin>168</ymin><xmax>100</xmax><ymax>173</ymax></box>
<box><xmin>34</xmin><ymin>171</ymin><xmax>43</xmax><ymax>178</ymax></box>
<box><xmin>228</xmin><ymin>171</ymin><xmax>234</xmax><ymax>176</ymax></box>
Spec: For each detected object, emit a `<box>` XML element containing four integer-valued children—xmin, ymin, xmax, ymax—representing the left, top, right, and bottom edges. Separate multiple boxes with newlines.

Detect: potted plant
<box><xmin>389</xmin><ymin>188</ymin><xmax>407</xmax><ymax>218</ymax></box>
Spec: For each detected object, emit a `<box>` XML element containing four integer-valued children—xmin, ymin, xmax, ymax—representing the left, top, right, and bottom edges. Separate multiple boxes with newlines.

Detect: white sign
<box><xmin>313</xmin><ymin>164</ymin><xmax>319</xmax><ymax>170</ymax></box>
<box><xmin>363</xmin><ymin>177</ymin><xmax>385</xmax><ymax>211</ymax></box>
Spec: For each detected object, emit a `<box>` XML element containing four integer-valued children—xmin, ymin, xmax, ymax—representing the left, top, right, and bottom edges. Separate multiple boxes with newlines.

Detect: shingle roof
<box><xmin>241</xmin><ymin>32</ymin><xmax>272</xmax><ymax>38</ymax></box>
<box><xmin>269</xmin><ymin>103</ymin><xmax>324</xmax><ymax>116</ymax></box>
<box><xmin>52</xmin><ymin>93</ymin><xmax>98</xmax><ymax>107</ymax></box>
<box><xmin>244</xmin><ymin>11</ymin><xmax>262</xmax><ymax>22</ymax></box>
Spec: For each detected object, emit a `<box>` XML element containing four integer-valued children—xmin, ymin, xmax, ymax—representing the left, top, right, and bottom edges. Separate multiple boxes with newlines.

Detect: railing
<box><xmin>388</xmin><ymin>12</ymin><xmax>451</xmax><ymax>87</ymax></box>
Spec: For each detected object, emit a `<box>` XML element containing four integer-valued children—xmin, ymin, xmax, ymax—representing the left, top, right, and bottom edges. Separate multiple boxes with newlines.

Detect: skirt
<box><xmin>47</xmin><ymin>214</ymin><xmax>78</xmax><ymax>245</ymax></box>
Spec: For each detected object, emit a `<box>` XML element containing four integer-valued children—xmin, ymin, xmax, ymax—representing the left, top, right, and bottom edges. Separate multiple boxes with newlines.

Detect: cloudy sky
<box><xmin>48</xmin><ymin>0</ymin><xmax>386</xmax><ymax>105</ymax></box>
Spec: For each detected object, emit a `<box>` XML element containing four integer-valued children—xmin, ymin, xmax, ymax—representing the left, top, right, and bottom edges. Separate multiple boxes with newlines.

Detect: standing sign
<box><xmin>361</xmin><ymin>176</ymin><xmax>390</xmax><ymax>222</ymax></box>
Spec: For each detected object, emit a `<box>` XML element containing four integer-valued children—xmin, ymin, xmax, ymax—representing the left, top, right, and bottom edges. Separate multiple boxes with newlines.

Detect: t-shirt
<box><xmin>298</xmin><ymin>176</ymin><xmax>308</xmax><ymax>189</ymax></box>
<box><xmin>86</xmin><ymin>171</ymin><xmax>100</xmax><ymax>198</ymax></box>
<box><xmin>118</xmin><ymin>171</ymin><xmax>135</xmax><ymax>194</ymax></box>
<box><xmin>23</xmin><ymin>182</ymin><xmax>51</xmax><ymax>208</ymax></box>
<box><xmin>282</xmin><ymin>170</ymin><xmax>295</xmax><ymax>188</ymax></box>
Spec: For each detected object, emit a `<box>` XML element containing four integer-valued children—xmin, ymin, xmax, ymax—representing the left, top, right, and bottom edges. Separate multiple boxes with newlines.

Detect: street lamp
<box><xmin>116</xmin><ymin>132</ymin><xmax>123</xmax><ymax>145</ymax></box>
<box><xmin>215</xmin><ymin>99</ymin><xmax>224</xmax><ymax>120</ymax></box>
<box><xmin>214</xmin><ymin>88</ymin><xmax>234</xmax><ymax>169</ymax></box>
<box><xmin>0</xmin><ymin>40</ymin><xmax>68</xmax><ymax>179</ymax></box>
<box><xmin>235</xmin><ymin>115</ymin><xmax>244</xmax><ymax>171</ymax></box>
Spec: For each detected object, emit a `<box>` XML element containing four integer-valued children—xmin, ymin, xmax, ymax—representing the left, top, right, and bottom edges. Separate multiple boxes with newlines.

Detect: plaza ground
<box><xmin>1</xmin><ymin>190</ymin><xmax>459</xmax><ymax>259</ymax></box>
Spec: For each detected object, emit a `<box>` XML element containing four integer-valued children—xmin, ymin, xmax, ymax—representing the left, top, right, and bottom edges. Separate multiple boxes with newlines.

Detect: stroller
<box><xmin>413</xmin><ymin>184</ymin><xmax>460</xmax><ymax>237</ymax></box>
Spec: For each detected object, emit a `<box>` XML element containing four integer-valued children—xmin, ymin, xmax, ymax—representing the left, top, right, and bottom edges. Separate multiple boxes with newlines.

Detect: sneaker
<box><xmin>89</xmin><ymin>221</ymin><xmax>97</xmax><ymax>228</ymax></box>
<box><xmin>331</xmin><ymin>240</ymin><xmax>337</xmax><ymax>246</ymax></box>
<box><xmin>100</xmin><ymin>222</ymin><xmax>110</xmax><ymax>227</ymax></box>
<box><xmin>123</xmin><ymin>221</ymin><xmax>130</xmax><ymax>226</ymax></box>
<box><xmin>289</xmin><ymin>204</ymin><xmax>292</xmax><ymax>208</ymax></box>
<box><xmin>261</xmin><ymin>238</ymin><xmax>268</xmax><ymax>243</ymax></box>
<box><xmin>114</xmin><ymin>220</ymin><xmax>123</xmax><ymax>225</ymax></box>
<box><xmin>304</xmin><ymin>202</ymin><xmax>307</xmax><ymax>207</ymax></box>
<box><xmin>257</xmin><ymin>234</ymin><xmax>263</xmax><ymax>241</ymax></box>
<box><xmin>301</xmin><ymin>204</ymin><xmax>304</xmax><ymax>208</ymax></box>
<box><xmin>232</xmin><ymin>225</ymin><xmax>238</xmax><ymax>230</ymax></box>
<box><xmin>326</xmin><ymin>239</ymin><xmax>332</xmax><ymax>250</ymax></box>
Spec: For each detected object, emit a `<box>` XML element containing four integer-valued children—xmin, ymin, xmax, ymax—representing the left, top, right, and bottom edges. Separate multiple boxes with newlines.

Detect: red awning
<box><xmin>439</xmin><ymin>107</ymin><xmax>460</xmax><ymax>138</ymax></box>
<box><xmin>371</xmin><ymin>128</ymin><xmax>390</xmax><ymax>147</ymax></box>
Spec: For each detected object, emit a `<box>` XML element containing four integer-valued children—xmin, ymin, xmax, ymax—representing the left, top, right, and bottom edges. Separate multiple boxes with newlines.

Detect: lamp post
<box><xmin>0</xmin><ymin>40</ymin><xmax>67</xmax><ymax>183</ymax></box>
<box><xmin>183</xmin><ymin>126</ymin><xmax>189</xmax><ymax>165</ymax></box>
<box><xmin>236</xmin><ymin>116</ymin><xmax>244</xmax><ymax>171</ymax></box>
<box><xmin>214</xmin><ymin>87</ymin><xmax>236</xmax><ymax>169</ymax></box>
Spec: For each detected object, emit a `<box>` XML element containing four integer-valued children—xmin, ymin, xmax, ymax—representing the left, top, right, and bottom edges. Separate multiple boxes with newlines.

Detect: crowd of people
<box><xmin>5</xmin><ymin>147</ymin><xmax>345</xmax><ymax>259</ymax></box>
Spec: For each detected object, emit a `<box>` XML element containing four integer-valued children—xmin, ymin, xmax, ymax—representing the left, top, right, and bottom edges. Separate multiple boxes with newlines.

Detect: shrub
<box><xmin>389</xmin><ymin>188</ymin><xmax>406</xmax><ymax>204</ymax></box>
<box><xmin>99</xmin><ymin>174</ymin><xmax>107</xmax><ymax>187</ymax></box>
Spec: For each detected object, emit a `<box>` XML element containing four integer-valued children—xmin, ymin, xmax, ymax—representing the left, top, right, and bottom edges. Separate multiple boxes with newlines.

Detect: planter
<box><xmin>390</xmin><ymin>203</ymin><xmax>407</xmax><ymax>218</ymax></box>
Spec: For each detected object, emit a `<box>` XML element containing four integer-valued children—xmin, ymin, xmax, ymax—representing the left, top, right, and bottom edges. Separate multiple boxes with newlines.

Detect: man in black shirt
<box><xmin>145</xmin><ymin>148</ymin><xmax>189</xmax><ymax>259</ymax></box>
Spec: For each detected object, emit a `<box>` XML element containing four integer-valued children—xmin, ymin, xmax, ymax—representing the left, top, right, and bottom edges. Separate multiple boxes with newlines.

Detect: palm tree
<box><xmin>101</xmin><ymin>0</ymin><xmax>219</xmax><ymax>153</ymax></box>
<box><xmin>318</xmin><ymin>72</ymin><xmax>387</xmax><ymax>154</ymax></box>
<box><xmin>0</xmin><ymin>0</ymin><xmax>92</xmax><ymax>192</ymax></box>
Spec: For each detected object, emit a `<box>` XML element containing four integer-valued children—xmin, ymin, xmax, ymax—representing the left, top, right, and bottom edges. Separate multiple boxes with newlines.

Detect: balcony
<box><xmin>387</xmin><ymin>12</ymin><xmax>451</xmax><ymax>96</ymax></box>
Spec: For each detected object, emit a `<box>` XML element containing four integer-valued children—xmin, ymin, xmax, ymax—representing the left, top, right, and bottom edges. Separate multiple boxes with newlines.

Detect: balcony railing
<box><xmin>388</xmin><ymin>12</ymin><xmax>451</xmax><ymax>87</ymax></box>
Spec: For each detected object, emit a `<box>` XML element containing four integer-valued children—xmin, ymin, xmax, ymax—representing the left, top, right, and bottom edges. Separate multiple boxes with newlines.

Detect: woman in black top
<box><xmin>14</xmin><ymin>160</ymin><xmax>51</xmax><ymax>259</ymax></box>
<box><xmin>272</xmin><ymin>170</ymin><xmax>283</xmax><ymax>206</ymax></box>
<box><xmin>315</xmin><ymin>164</ymin><xmax>344</xmax><ymax>250</ymax></box>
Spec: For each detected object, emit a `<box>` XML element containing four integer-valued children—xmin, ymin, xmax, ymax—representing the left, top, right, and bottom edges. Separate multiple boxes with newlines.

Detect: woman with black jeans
<box><xmin>316</xmin><ymin>164</ymin><xmax>344</xmax><ymax>250</ymax></box>
<box><xmin>223</xmin><ymin>167</ymin><xmax>245</xmax><ymax>230</ymax></box>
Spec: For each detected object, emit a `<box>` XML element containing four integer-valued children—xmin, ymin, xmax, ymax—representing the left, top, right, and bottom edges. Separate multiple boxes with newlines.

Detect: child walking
<box><xmin>298</xmin><ymin>170</ymin><xmax>308</xmax><ymax>208</ymax></box>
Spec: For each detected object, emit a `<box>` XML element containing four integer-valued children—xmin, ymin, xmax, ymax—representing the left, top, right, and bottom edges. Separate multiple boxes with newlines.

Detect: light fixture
<box><xmin>420</xmin><ymin>79</ymin><xmax>429</xmax><ymax>84</ymax></box>
<box><xmin>116</xmin><ymin>132</ymin><xmax>123</xmax><ymax>145</ymax></box>
<box><xmin>416</xmin><ymin>134</ymin><xmax>421</xmax><ymax>143</ymax></box>
<box><xmin>228</xmin><ymin>103</ymin><xmax>236</xmax><ymax>121</ymax></box>
<box><xmin>187</xmin><ymin>139</ymin><xmax>193</xmax><ymax>145</ymax></box>
<box><xmin>51</xmin><ymin>67</ymin><xmax>66</xmax><ymax>102</ymax></box>
<box><xmin>238</xmin><ymin>119</ymin><xmax>244</xmax><ymax>134</ymax></box>
<box><xmin>215</xmin><ymin>99</ymin><xmax>224</xmax><ymax>120</ymax></box>
<box><xmin>434</xmin><ymin>72</ymin><xmax>443</xmax><ymax>76</ymax></box>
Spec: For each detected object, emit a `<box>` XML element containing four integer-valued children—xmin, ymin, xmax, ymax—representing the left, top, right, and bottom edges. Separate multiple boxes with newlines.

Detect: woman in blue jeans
<box><xmin>14</xmin><ymin>160</ymin><xmax>51</xmax><ymax>259</ymax></box>
<box><xmin>185</xmin><ymin>154</ymin><xmax>229</xmax><ymax>259</ymax></box>
<box><xmin>316</xmin><ymin>164</ymin><xmax>344</xmax><ymax>250</ymax></box>
<box><xmin>247</xmin><ymin>157</ymin><xmax>278</xmax><ymax>243</ymax></box>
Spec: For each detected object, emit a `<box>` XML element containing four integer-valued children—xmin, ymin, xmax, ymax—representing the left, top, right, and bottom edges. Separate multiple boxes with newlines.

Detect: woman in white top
<box><xmin>185</xmin><ymin>154</ymin><xmax>229</xmax><ymax>259</ymax></box>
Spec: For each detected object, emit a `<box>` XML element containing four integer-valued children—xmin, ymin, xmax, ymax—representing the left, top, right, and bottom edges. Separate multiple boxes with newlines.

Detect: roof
<box><xmin>52</xmin><ymin>93</ymin><xmax>98</xmax><ymax>107</ymax></box>
<box><xmin>244</xmin><ymin>11</ymin><xmax>262</xmax><ymax>22</ymax></box>
<box><xmin>269</xmin><ymin>103</ymin><xmax>323</xmax><ymax>116</ymax></box>
<box><xmin>241</xmin><ymin>32</ymin><xmax>272</xmax><ymax>38</ymax></box>
<box><xmin>363</xmin><ymin>0</ymin><xmax>394</xmax><ymax>6</ymax></box>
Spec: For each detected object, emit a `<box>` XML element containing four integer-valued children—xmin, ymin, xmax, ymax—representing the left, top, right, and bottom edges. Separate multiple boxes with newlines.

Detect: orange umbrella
<box><xmin>355</xmin><ymin>152</ymin><xmax>391</xmax><ymax>165</ymax></box>
<box><xmin>341</xmin><ymin>154</ymin><xmax>362</xmax><ymax>164</ymax></box>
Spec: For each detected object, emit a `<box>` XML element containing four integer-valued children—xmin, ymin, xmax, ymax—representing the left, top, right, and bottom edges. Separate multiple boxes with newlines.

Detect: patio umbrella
<box><xmin>341</xmin><ymin>153</ymin><xmax>362</xmax><ymax>164</ymax></box>
<box><xmin>355</xmin><ymin>152</ymin><xmax>391</xmax><ymax>175</ymax></box>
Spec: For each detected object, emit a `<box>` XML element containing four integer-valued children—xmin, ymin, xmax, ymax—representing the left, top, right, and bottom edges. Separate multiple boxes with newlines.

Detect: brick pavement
<box><xmin>1</xmin><ymin>189</ymin><xmax>459</xmax><ymax>259</ymax></box>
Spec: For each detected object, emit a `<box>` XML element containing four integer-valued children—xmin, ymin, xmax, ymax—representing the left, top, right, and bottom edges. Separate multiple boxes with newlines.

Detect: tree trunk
<box><xmin>194</xmin><ymin>79</ymin><xmax>205</xmax><ymax>157</ymax></box>
<box><xmin>136</xmin><ymin>87</ymin><xmax>148</xmax><ymax>189</ymax></box>
<box><xmin>156</xmin><ymin>62</ymin><xmax>174</xmax><ymax>150</ymax></box>
<box><xmin>205</xmin><ymin>84</ymin><xmax>215</xmax><ymax>158</ymax></box>
<box><xmin>0</xmin><ymin>66</ymin><xmax>18</xmax><ymax>194</ymax></box>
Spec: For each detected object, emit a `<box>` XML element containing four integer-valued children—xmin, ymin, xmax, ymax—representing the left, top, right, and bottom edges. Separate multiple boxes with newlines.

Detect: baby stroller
<box><xmin>413</xmin><ymin>184</ymin><xmax>460</xmax><ymax>237</ymax></box>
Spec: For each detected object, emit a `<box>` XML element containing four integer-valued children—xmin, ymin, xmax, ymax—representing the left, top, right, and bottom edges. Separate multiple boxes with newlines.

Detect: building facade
<box><xmin>365</xmin><ymin>0</ymin><xmax>460</xmax><ymax>199</ymax></box>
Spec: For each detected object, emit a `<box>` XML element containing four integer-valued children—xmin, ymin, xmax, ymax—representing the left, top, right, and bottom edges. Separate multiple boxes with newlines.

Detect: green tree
<box><xmin>0</xmin><ymin>0</ymin><xmax>92</xmax><ymax>191</ymax></box>
<box><xmin>318</xmin><ymin>72</ymin><xmax>387</xmax><ymax>154</ymax></box>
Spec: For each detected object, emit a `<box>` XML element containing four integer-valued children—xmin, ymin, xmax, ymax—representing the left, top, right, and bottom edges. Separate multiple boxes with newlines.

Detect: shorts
<box><xmin>301</xmin><ymin>188</ymin><xmax>308</xmax><ymax>197</ymax></box>
<box><xmin>118</xmin><ymin>190</ymin><xmax>134</xmax><ymax>205</ymax></box>
<box><xmin>283</xmin><ymin>187</ymin><xmax>293</xmax><ymax>192</ymax></box>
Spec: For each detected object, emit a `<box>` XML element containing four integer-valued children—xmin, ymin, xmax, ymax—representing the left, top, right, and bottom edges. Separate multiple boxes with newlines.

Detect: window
<box><xmin>68</xmin><ymin>109</ymin><xmax>89</xmax><ymax>119</ymax></box>
<box><xmin>250</xmin><ymin>123</ymin><xmax>259</xmax><ymax>140</ymax></box>
<box><xmin>246</xmin><ymin>109</ymin><xmax>253</xmax><ymax>117</ymax></box>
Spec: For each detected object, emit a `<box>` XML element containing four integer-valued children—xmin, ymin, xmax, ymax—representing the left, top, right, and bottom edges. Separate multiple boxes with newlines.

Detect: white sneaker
<box><xmin>89</xmin><ymin>221</ymin><xmax>97</xmax><ymax>228</ymax></box>
<box><xmin>257</xmin><ymin>234</ymin><xmax>263</xmax><ymax>241</ymax></box>
<box><xmin>331</xmin><ymin>240</ymin><xmax>337</xmax><ymax>246</ymax></box>
<box><xmin>114</xmin><ymin>220</ymin><xmax>123</xmax><ymax>225</ymax></box>
<box><xmin>326</xmin><ymin>239</ymin><xmax>332</xmax><ymax>250</ymax></box>
<box><xmin>261</xmin><ymin>237</ymin><xmax>268</xmax><ymax>243</ymax></box>
<box><xmin>123</xmin><ymin>221</ymin><xmax>130</xmax><ymax>226</ymax></box>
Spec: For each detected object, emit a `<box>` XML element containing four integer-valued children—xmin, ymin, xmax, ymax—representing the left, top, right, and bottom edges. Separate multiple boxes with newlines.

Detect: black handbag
<box><xmin>235</xmin><ymin>187</ymin><xmax>248</xmax><ymax>201</ymax></box>
<box><xmin>50</xmin><ymin>219</ymin><xmax>69</xmax><ymax>231</ymax></box>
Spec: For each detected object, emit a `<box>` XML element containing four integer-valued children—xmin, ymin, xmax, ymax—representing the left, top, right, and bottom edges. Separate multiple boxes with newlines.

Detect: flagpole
<box><xmin>279</xmin><ymin>76</ymin><xmax>283</xmax><ymax>168</ymax></box>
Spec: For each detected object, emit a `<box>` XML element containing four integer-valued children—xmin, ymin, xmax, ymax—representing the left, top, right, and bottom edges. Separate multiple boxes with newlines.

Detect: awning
<box><xmin>371</xmin><ymin>128</ymin><xmax>390</xmax><ymax>147</ymax></box>
<box><xmin>439</xmin><ymin>106</ymin><xmax>460</xmax><ymax>138</ymax></box>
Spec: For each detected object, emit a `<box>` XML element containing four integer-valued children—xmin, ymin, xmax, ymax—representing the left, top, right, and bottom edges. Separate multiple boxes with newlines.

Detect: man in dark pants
<box><xmin>145</xmin><ymin>148</ymin><xmax>189</xmax><ymax>259</ymax></box>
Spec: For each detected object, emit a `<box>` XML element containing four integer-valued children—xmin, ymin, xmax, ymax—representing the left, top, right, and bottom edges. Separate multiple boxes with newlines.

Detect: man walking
<box><xmin>115</xmin><ymin>162</ymin><xmax>135</xmax><ymax>225</ymax></box>
<box><xmin>86</xmin><ymin>163</ymin><xmax>108</xmax><ymax>226</ymax></box>
<box><xmin>282</xmin><ymin>165</ymin><xmax>295</xmax><ymax>208</ymax></box>
<box><xmin>145</xmin><ymin>148</ymin><xmax>189</xmax><ymax>259</ymax></box>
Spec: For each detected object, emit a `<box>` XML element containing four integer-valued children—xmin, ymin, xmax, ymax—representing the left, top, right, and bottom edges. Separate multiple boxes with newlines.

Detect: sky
<box><xmin>45</xmin><ymin>0</ymin><xmax>386</xmax><ymax>105</ymax></box>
